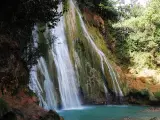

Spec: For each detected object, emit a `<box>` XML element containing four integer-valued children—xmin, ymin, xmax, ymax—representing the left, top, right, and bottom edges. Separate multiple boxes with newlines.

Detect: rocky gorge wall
<box><xmin>63</xmin><ymin>0</ymin><xmax>160</xmax><ymax>105</ymax></box>
<box><xmin>64</xmin><ymin>1</ymin><xmax>124</xmax><ymax>104</ymax></box>
<box><xmin>0</xmin><ymin>34</ymin><xmax>63</xmax><ymax>120</ymax></box>
<box><xmin>34</xmin><ymin>0</ymin><xmax>160</xmax><ymax>106</ymax></box>
<box><xmin>1</xmin><ymin>2</ymin><xmax>160</xmax><ymax>120</ymax></box>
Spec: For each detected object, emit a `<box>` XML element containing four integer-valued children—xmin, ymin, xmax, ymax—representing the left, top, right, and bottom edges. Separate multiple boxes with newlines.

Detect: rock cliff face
<box><xmin>64</xmin><ymin>3</ymin><xmax>114</xmax><ymax>104</ymax></box>
<box><xmin>74</xmin><ymin>7</ymin><xmax>160</xmax><ymax>105</ymax></box>
<box><xmin>0</xmin><ymin>35</ymin><xmax>29</xmax><ymax>95</ymax></box>
<box><xmin>0</xmin><ymin>2</ymin><xmax>160</xmax><ymax>119</ymax></box>
<box><xmin>83</xmin><ymin>8</ymin><xmax>105</xmax><ymax>33</ymax></box>
<box><xmin>0</xmin><ymin>91</ymin><xmax>63</xmax><ymax>120</ymax></box>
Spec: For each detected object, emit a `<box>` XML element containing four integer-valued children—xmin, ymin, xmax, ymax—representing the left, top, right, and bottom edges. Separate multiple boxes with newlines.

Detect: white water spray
<box><xmin>29</xmin><ymin>66</ymin><xmax>49</xmax><ymax>109</ymax></box>
<box><xmin>30</xmin><ymin>27</ymin><xmax>57</xmax><ymax>110</ymax></box>
<box><xmin>51</xmin><ymin>3</ymin><xmax>81</xmax><ymax>109</ymax></box>
<box><xmin>38</xmin><ymin>57</ymin><xmax>57</xmax><ymax>110</ymax></box>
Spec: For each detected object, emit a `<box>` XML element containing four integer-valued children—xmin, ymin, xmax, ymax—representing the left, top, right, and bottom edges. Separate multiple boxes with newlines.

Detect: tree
<box><xmin>76</xmin><ymin>0</ymin><xmax>119</xmax><ymax>21</ymax></box>
<box><xmin>0</xmin><ymin>0</ymin><xmax>60</xmax><ymax>29</ymax></box>
<box><xmin>0</xmin><ymin>0</ymin><xmax>61</xmax><ymax>93</ymax></box>
<box><xmin>98</xmin><ymin>0</ymin><xmax>118</xmax><ymax>21</ymax></box>
<box><xmin>113</xmin><ymin>0</ymin><xmax>160</xmax><ymax>71</ymax></box>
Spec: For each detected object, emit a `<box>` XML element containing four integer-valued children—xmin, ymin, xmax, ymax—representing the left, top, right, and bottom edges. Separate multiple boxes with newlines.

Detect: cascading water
<box><xmin>70</xmin><ymin>0</ymin><xmax>123</xmax><ymax>97</ymax></box>
<box><xmin>30</xmin><ymin>0</ymin><xmax>123</xmax><ymax>110</ymax></box>
<box><xmin>29</xmin><ymin>28</ymin><xmax>49</xmax><ymax>109</ymax></box>
<box><xmin>30</xmin><ymin>3</ymin><xmax>81</xmax><ymax>110</ymax></box>
<box><xmin>29</xmin><ymin>66</ymin><xmax>48</xmax><ymax>109</ymax></box>
<box><xmin>30</xmin><ymin>27</ymin><xmax>57</xmax><ymax>110</ymax></box>
<box><xmin>50</xmin><ymin>3</ymin><xmax>81</xmax><ymax>109</ymax></box>
<box><xmin>30</xmin><ymin>57</ymin><xmax>57</xmax><ymax>110</ymax></box>
<box><xmin>38</xmin><ymin>57</ymin><xmax>57</xmax><ymax>110</ymax></box>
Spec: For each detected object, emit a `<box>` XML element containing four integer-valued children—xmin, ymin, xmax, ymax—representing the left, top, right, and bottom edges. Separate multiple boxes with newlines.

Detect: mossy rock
<box><xmin>154</xmin><ymin>91</ymin><xmax>160</xmax><ymax>100</ymax></box>
<box><xmin>40</xmin><ymin>110</ymin><xmax>62</xmax><ymax>120</ymax></box>
<box><xmin>127</xmin><ymin>89</ymin><xmax>150</xmax><ymax>104</ymax></box>
<box><xmin>130</xmin><ymin>89</ymin><xmax>149</xmax><ymax>97</ymax></box>
<box><xmin>150</xmin><ymin>117</ymin><xmax>160</xmax><ymax>120</ymax></box>
<box><xmin>149</xmin><ymin>92</ymin><xmax>158</xmax><ymax>101</ymax></box>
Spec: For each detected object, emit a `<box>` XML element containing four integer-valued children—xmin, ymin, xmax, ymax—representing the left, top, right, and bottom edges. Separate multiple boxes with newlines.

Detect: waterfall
<box><xmin>29</xmin><ymin>66</ymin><xmax>49</xmax><ymax>109</ymax></box>
<box><xmin>50</xmin><ymin>3</ymin><xmax>81</xmax><ymax>109</ymax></box>
<box><xmin>30</xmin><ymin>3</ymin><xmax>81</xmax><ymax>110</ymax></box>
<box><xmin>30</xmin><ymin>27</ymin><xmax>58</xmax><ymax>110</ymax></box>
<box><xmin>29</xmin><ymin>27</ymin><xmax>50</xmax><ymax>110</ymax></box>
<box><xmin>38</xmin><ymin>57</ymin><xmax>57</xmax><ymax>110</ymax></box>
<box><xmin>70</xmin><ymin>0</ymin><xmax>123</xmax><ymax>97</ymax></box>
<box><xmin>29</xmin><ymin>59</ymin><xmax>57</xmax><ymax>110</ymax></box>
<box><xmin>29</xmin><ymin>0</ymin><xmax>123</xmax><ymax>110</ymax></box>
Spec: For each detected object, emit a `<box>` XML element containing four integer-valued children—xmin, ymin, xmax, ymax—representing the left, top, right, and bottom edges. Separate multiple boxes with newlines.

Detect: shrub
<box><xmin>0</xmin><ymin>98</ymin><xmax>9</xmax><ymax>117</ymax></box>
<box><xmin>154</xmin><ymin>91</ymin><xmax>160</xmax><ymax>100</ymax></box>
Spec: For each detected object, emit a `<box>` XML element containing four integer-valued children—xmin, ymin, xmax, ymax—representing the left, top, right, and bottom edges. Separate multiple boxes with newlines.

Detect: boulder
<box><xmin>39</xmin><ymin>110</ymin><xmax>63</xmax><ymax>120</ymax></box>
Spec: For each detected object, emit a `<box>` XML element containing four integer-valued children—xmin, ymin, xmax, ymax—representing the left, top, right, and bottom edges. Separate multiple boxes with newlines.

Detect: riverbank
<box><xmin>0</xmin><ymin>90</ymin><xmax>63</xmax><ymax>120</ymax></box>
<box><xmin>1</xmin><ymin>89</ymin><xmax>160</xmax><ymax>120</ymax></box>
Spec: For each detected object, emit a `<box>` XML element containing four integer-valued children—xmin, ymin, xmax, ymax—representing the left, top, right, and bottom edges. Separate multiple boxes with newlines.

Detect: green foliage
<box><xmin>76</xmin><ymin>0</ymin><xmax>118</xmax><ymax>21</ymax></box>
<box><xmin>113</xmin><ymin>0</ymin><xmax>160</xmax><ymax>71</ymax></box>
<box><xmin>24</xmin><ymin>87</ymin><xmax>37</xmax><ymax>97</ymax></box>
<box><xmin>140</xmin><ymin>89</ymin><xmax>150</xmax><ymax>96</ymax></box>
<box><xmin>63</xmin><ymin>0</ymin><xmax>69</xmax><ymax>13</ymax></box>
<box><xmin>0</xmin><ymin>0</ymin><xmax>61</xmax><ymax>68</ymax></box>
<box><xmin>0</xmin><ymin>0</ymin><xmax>60</xmax><ymax>29</ymax></box>
<box><xmin>154</xmin><ymin>91</ymin><xmax>160</xmax><ymax>100</ymax></box>
<box><xmin>73</xmin><ymin>11</ymin><xmax>107</xmax><ymax>101</ymax></box>
<box><xmin>111</xmin><ymin>27</ymin><xmax>131</xmax><ymax>65</ymax></box>
<box><xmin>118</xmin><ymin>3</ymin><xmax>143</xmax><ymax>19</ymax></box>
<box><xmin>128</xmin><ymin>89</ymin><xmax>150</xmax><ymax>105</ymax></box>
<box><xmin>130</xmin><ymin>89</ymin><xmax>150</xmax><ymax>99</ymax></box>
<box><xmin>121</xmin><ymin>82</ymin><xmax>129</xmax><ymax>96</ymax></box>
<box><xmin>76</xmin><ymin>0</ymin><xmax>95</xmax><ymax>9</ymax></box>
<box><xmin>98</xmin><ymin>0</ymin><xmax>118</xmax><ymax>21</ymax></box>
<box><xmin>130</xmin><ymin>4</ymin><xmax>143</xmax><ymax>18</ymax></box>
<box><xmin>0</xmin><ymin>0</ymin><xmax>61</xmax><ymax>93</ymax></box>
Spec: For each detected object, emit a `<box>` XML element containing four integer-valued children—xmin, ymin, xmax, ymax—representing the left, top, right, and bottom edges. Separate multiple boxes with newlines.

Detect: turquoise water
<box><xmin>59</xmin><ymin>105</ymin><xmax>160</xmax><ymax>120</ymax></box>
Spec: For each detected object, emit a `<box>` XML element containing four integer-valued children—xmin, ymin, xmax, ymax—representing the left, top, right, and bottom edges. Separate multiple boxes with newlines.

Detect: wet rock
<box><xmin>0</xmin><ymin>92</ymin><xmax>63</xmax><ymax>120</ymax></box>
<box><xmin>144</xmin><ymin>107</ymin><xmax>160</xmax><ymax>112</ymax></box>
<box><xmin>150</xmin><ymin>117</ymin><xmax>160</xmax><ymax>120</ymax></box>
<box><xmin>39</xmin><ymin>110</ymin><xmax>63</xmax><ymax>120</ymax></box>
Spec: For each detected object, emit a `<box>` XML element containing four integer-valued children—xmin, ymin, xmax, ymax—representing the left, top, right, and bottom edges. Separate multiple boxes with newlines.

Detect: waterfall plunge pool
<box><xmin>58</xmin><ymin>105</ymin><xmax>160</xmax><ymax>120</ymax></box>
